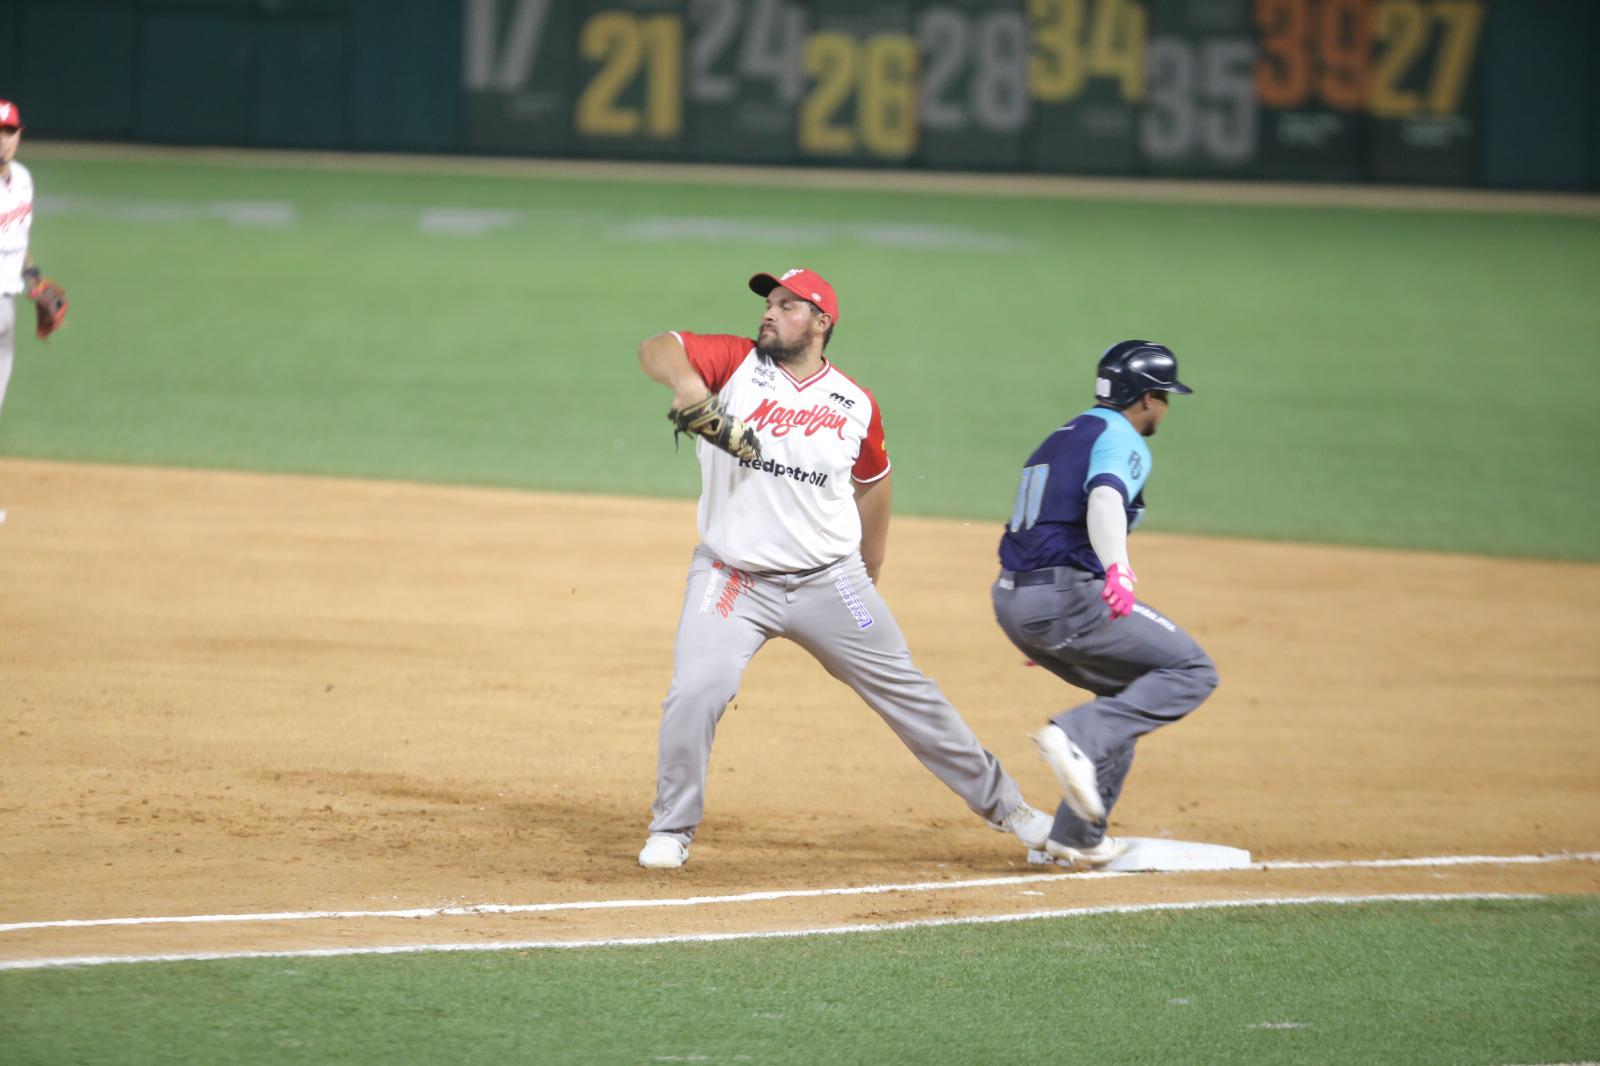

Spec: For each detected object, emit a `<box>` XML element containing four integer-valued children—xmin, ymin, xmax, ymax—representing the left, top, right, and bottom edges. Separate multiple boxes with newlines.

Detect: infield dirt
<box><xmin>1</xmin><ymin>458</ymin><xmax>1596</xmax><ymax>963</ymax></box>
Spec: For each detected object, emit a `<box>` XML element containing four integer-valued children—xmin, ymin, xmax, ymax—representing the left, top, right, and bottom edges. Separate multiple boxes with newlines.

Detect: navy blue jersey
<box><xmin>999</xmin><ymin>407</ymin><xmax>1152</xmax><ymax>577</ymax></box>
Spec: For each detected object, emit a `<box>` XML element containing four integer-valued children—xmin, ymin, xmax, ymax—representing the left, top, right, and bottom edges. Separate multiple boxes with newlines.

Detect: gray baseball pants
<box><xmin>0</xmin><ymin>297</ymin><xmax>14</xmax><ymax>414</ymax></box>
<box><xmin>649</xmin><ymin>546</ymin><xmax>1027</xmax><ymax>842</ymax></box>
<box><xmin>992</xmin><ymin>566</ymin><xmax>1218</xmax><ymax>849</ymax></box>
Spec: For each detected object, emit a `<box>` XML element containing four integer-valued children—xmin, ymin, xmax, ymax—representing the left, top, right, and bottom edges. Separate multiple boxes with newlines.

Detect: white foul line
<box><xmin>0</xmin><ymin>850</ymin><xmax>1593</xmax><ymax>936</ymax></box>
<box><xmin>0</xmin><ymin>892</ymin><xmax>1547</xmax><ymax>971</ymax></box>
<box><xmin>1261</xmin><ymin>852</ymin><xmax>1600</xmax><ymax>871</ymax></box>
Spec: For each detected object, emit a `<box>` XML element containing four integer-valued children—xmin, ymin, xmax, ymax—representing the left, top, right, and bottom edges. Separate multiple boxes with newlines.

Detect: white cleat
<box><xmin>991</xmin><ymin>802</ymin><xmax>1053</xmax><ymax>850</ymax></box>
<box><xmin>1032</xmin><ymin>724</ymin><xmax>1106</xmax><ymax>823</ymax></box>
<box><xmin>1029</xmin><ymin>837</ymin><xmax>1251</xmax><ymax>871</ymax></box>
<box><xmin>638</xmin><ymin>834</ymin><xmax>689</xmax><ymax>870</ymax></box>
<box><xmin>1043</xmin><ymin>836</ymin><xmax>1127</xmax><ymax>870</ymax></box>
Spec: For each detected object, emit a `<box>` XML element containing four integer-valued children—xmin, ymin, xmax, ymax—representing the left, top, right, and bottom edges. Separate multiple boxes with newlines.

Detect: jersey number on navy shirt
<box><xmin>1008</xmin><ymin>464</ymin><xmax>1050</xmax><ymax>532</ymax></box>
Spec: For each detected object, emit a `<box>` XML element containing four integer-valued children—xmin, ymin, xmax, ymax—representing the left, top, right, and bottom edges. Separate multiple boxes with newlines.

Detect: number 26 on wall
<box><xmin>799</xmin><ymin>32</ymin><xmax>919</xmax><ymax>159</ymax></box>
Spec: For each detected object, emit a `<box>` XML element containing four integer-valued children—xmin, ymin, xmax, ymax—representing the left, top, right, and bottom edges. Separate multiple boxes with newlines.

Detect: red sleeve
<box><xmin>675</xmin><ymin>331</ymin><xmax>755</xmax><ymax>393</ymax></box>
<box><xmin>852</xmin><ymin>389</ymin><xmax>891</xmax><ymax>483</ymax></box>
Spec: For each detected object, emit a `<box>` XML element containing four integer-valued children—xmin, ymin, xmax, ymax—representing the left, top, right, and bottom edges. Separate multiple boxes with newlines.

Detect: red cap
<box><xmin>0</xmin><ymin>100</ymin><xmax>21</xmax><ymax>130</ymax></box>
<box><xmin>749</xmin><ymin>268</ymin><xmax>840</xmax><ymax>325</ymax></box>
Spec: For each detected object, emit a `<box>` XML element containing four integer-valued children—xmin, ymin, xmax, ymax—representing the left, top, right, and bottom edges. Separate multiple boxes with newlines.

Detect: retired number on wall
<box><xmin>1028</xmin><ymin>0</ymin><xmax>1148</xmax><ymax>174</ymax></box>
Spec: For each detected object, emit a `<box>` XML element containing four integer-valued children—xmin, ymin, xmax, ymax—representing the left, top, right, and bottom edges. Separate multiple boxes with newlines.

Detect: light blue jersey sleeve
<box><xmin>1083</xmin><ymin>409</ymin><xmax>1152</xmax><ymax>502</ymax></box>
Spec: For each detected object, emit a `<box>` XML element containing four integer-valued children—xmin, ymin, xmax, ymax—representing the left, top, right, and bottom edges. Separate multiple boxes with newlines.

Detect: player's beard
<box><xmin>756</xmin><ymin>327</ymin><xmax>807</xmax><ymax>365</ymax></box>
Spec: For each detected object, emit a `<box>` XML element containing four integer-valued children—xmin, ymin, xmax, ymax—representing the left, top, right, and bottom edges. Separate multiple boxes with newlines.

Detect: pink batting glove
<box><xmin>1101</xmin><ymin>562</ymin><xmax>1137</xmax><ymax>619</ymax></box>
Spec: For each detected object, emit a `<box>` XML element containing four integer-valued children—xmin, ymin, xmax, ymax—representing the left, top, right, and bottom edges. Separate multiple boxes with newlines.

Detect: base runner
<box><xmin>635</xmin><ymin>267</ymin><xmax>1053</xmax><ymax>869</ymax></box>
<box><xmin>993</xmin><ymin>341</ymin><xmax>1219</xmax><ymax>869</ymax></box>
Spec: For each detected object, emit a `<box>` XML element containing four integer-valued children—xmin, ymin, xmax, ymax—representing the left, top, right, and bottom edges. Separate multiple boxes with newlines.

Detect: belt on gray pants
<box><xmin>751</xmin><ymin>557</ymin><xmax>845</xmax><ymax>579</ymax></box>
<box><xmin>998</xmin><ymin>566</ymin><xmax>1095</xmax><ymax>589</ymax></box>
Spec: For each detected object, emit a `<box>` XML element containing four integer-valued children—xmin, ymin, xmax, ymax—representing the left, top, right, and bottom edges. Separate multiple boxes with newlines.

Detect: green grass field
<box><xmin>3</xmin><ymin>150</ymin><xmax>1598</xmax><ymax>1063</ymax></box>
<box><xmin>4</xmin><ymin>898</ymin><xmax>1598</xmax><ymax>1065</ymax></box>
<box><xmin>3</xmin><ymin>150</ymin><xmax>1598</xmax><ymax>559</ymax></box>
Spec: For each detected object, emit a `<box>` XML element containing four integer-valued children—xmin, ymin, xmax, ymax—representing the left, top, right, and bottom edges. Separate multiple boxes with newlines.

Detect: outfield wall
<box><xmin>0</xmin><ymin>0</ymin><xmax>1595</xmax><ymax>191</ymax></box>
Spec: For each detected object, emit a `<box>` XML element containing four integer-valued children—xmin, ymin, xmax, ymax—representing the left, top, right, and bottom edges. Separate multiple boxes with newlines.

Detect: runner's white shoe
<box><xmin>991</xmin><ymin>802</ymin><xmax>1053</xmax><ymax>850</ymax></box>
<box><xmin>639</xmin><ymin>834</ymin><xmax>689</xmax><ymax>869</ymax></box>
<box><xmin>1044</xmin><ymin>836</ymin><xmax>1127</xmax><ymax>869</ymax></box>
<box><xmin>1032</xmin><ymin>723</ymin><xmax>1106</xmax><ymax>822</ymax></box>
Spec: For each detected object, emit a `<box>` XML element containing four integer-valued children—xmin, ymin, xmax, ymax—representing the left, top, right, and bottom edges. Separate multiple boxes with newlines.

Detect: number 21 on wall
<box><xmin>577</xmin><ymin>10</ymin><xmax>683</xmax><ymax>138</ymax></box>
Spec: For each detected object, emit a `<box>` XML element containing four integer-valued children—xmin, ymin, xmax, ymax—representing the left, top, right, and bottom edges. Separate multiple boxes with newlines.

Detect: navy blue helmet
<box><xmin>1094</xmin><ymin>340</ymin><xmax>1193</xmax><ymax>409</ymax></box>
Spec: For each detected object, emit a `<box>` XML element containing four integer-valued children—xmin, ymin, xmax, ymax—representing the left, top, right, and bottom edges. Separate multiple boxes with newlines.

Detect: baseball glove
<box><xmin>28</xmin><ymin>278</ymin><xmax>68</xmax><ymax>340</ymax></box>
<box><xmin>668</xmin><ymin>394</ymin><xmax>761</xmax><ymax>462</ymax></box>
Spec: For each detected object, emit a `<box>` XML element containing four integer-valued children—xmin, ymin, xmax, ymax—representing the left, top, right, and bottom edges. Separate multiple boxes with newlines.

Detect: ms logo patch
<box><xmin>1129</xmin><ymin>450</ymin><xmax>1143</xmax><ymax>479</ymax></box>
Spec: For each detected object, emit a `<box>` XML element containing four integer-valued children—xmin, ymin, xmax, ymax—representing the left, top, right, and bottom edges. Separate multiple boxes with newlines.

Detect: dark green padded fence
<box><xmin>0</xmin><ymin>0</ymin><xmax>460</xmax><ymax>152</ymax></box>
<box><xmin>0</xmin><ymin>0</ymin><xmax>1593</xmax><ymax>189</ymax></box>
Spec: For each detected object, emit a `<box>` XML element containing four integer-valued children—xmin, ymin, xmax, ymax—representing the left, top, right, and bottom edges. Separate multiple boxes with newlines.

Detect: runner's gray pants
<box><xmin>992</xmin><ymin>566</ymin><xmax>1218</xmax><ymax>849</ymax></box>
<box><xmin>649</xmin><ymin>546</ymin><xmax>1026</xmax><ymax>841</ymax></box>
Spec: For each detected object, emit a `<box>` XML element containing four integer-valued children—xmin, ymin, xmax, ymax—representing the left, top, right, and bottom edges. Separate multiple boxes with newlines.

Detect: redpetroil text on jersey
<box><xmin>737</xmin><ymin>457</ymin><xmax>830</xmax><ymax>487</ymax></box>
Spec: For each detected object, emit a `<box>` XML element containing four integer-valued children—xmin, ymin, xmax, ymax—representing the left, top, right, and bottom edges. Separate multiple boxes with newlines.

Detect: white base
<box><xmin>1028</xmin><ymin>837</ymin><xmax>1252</xmax><ymax>872</ymax></box>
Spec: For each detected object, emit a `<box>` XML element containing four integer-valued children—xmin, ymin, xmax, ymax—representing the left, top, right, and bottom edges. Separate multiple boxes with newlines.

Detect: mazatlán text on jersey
<box><xmin>743</xmin><ymin>398</ymin><xmax>849</xmax><ymax>439</ymax></box>
<box><xmin>738</xmin><ymin>456</ymin><xmax>830</xmax><ymax>487</ymax></box>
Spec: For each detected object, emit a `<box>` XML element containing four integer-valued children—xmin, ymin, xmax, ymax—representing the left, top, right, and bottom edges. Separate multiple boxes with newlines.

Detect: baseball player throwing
<box><xmin>636</xmin><ymin>267</ymin><xmax>1053</xmax><ymax>869</ymax></box>
<box><xmin>993</xmin><ymin>341</ymin><xmax>1218</xmax><ymax>869</ymax></box>
<box><xmin>0</xmin><ymin>99</ymin><xmax>68</xmax><ymax>418</ymax></box>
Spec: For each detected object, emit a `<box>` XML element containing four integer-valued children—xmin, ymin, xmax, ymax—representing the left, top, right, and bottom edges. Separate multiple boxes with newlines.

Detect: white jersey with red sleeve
<box><xmin>0</xmin><ymin>160</ymin><xmax>34</xmax><ymax>297</ymax></box>
<box><xmin>673</xmin><ymin>330</ymin><xmax>890</xmax><ymax>573</ymax></box>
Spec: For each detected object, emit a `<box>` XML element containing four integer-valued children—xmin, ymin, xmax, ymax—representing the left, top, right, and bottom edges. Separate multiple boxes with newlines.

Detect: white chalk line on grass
<box><xmin>1</xmin><ymin>850</ymin><xmax>1593</xmax><ymax>937</ymax></box>
<box><xmin>0</xmin><ymin>892</ymin><xmax>1547</xmax><ymax>971</ymax></box>
<box><xmin>34</xmin><ymin>194</ymin><xmax>1028</xmax><ymax>250</ymax></box>
<box><xmin>1263</xmin><ymin>851</ymin><xmax>1600</xmax><ymax>871</ymax></box>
